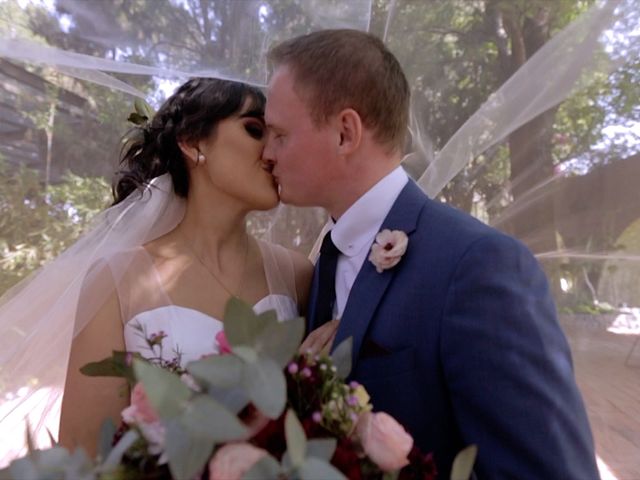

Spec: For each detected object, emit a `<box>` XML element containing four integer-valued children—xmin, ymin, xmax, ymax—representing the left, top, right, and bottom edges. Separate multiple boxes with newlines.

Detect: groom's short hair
<box><xmin>268</xmin><ymin>29</ymin><xmax>410</xmax><ymax>151</ymax></box>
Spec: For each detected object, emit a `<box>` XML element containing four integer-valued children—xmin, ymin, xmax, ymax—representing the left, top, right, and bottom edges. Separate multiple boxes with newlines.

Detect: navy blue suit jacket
<box><xmin>307</xmin><ymin>180</ymin><xmax>598</xmax><ymax>479</ymax></box>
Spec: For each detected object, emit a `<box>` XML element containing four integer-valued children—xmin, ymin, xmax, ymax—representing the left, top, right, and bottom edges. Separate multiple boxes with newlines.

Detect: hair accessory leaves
<box><xmin>127</xmin><ymin>98</ymin><xmax>156</xmax><ymax>127</ymax></box>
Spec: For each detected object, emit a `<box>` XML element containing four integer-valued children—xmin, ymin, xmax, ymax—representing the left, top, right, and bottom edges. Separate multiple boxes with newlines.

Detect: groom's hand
<box><xmin>299</xmin><ymin>319</ymin><xmax>339</xmax><ymax>356</ymax></box>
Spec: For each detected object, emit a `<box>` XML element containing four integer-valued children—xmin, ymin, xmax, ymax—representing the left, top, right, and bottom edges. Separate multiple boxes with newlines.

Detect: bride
<box><xmin>1</xmin><ymin>77</ymin><xmax>313</xmax><ymax>459</ymax></box>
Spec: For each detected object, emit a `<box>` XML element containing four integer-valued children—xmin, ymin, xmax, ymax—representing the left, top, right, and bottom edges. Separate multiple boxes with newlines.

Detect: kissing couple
<box><xmin>0</xmin><ymin>29</ymin><xmax>598</xmax><ymax>479</ymax></box>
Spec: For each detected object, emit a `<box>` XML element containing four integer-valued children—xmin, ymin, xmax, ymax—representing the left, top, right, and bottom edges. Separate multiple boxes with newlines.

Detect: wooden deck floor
<box><xmin>563</xmin><ymin>317</ymin><xmax>640</xmax><ymax>480</ymax></box>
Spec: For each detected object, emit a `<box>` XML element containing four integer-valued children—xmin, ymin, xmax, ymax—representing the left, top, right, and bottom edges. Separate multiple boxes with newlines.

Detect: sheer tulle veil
<box><xmin>0</xmin><ymin>0</ymin><xmax>638</xmax><ymax>469</ymax></box>
<box><xmin>0</xmin><ymin>175</ymin><xmax>184</xmax><ymax>461</ymax></box>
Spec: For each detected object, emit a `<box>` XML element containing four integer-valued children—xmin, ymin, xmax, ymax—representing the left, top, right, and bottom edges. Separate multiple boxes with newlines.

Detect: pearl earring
<box><xmin>196</xmin><ymin>152</ymin><xmax>205</xmax><ymax>165</ymax></box>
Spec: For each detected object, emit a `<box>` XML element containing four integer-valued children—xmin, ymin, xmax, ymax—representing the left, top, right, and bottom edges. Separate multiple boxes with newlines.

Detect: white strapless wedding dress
<box><xmin>123</xmin><ymin>295</ymin><xmax>298</xmax><ymax>367</ymax></box>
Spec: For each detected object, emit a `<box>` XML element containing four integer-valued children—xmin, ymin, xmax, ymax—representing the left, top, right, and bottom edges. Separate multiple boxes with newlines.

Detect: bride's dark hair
<box><xmin>112</xmin><ymin>78</ymin><xmax>265</xmax><ymax>205</ymax></box>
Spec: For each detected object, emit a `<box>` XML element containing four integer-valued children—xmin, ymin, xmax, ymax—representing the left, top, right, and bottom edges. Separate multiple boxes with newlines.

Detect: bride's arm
<box><xmin>59</xmin><ymin>267</ymin><xmax>128</xmax><ymax>458</ymax></box>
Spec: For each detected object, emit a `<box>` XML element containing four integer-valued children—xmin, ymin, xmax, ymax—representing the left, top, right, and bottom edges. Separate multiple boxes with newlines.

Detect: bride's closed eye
<box><xmin>244</xmin><ymin>121</ymin><xmax>265</xmax><ymax>140</ymax></box>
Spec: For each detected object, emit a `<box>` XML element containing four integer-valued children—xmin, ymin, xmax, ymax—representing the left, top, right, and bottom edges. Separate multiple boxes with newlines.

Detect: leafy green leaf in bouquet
<box><xmin>133</xmin><ymin>359</ymin><xmax>190</xmax><ymax>418</ymax></box>
<box><xmin>285</xmin><ymin>410</ymin><xmax>307</xmax><ymax>468</ymax></box>
<box><xmin>242</xmin><ymin>454</ymin><xmax>282</xmax><ymax>479</ymax></box>
<box><xmin>165</xmin><ymin>419</ymin><xmax>215</xmax><ymax>480</ymax></box>
<box><xmin>307</xmin><ymin>438</ymin><xmax>337</xmax><ymax>462</ymax></box>
<box><xmin>187</xmin><ymin>354</ymin><xmax>243</xmax><ymax>389</ymax></box>
<box><xmin>100</xmin><ymin>430</ymin><xmax>139</xmax><ymax>473</ymax></box>
<box><xmin>298</xmin><ymin>457</ymin><xmax>346</xmax><ymax>480</ymax></box>
<box><xmin>181</xmin><ymin>395</ymin><xmax>248</xmax><ymax>443</ymax></box>
<box><xmin>3</xmin><ymin>446</ymin><xmax>95</xmax><ymax>480</ymax></box>
<box><xmin>450</xmin><ymin>444</ymin><xmax>477</xmax><ymax>480</ymax></box>
<box><xmin>80</xmin><ymin>351</ymin><xmax>137</xmax><ymax>384</ymax></box>
<box><xmin>224</xmin><ymin>297</ymin><xmax>272</xmax><ymax>347</ymax></box>
<box><xmin>254</xmin><ymin>316</ymin><xmax>305</xmax><ymax>368</ymax></box>
<box><xmin>97</xmin><ymin>418</ymin><xmax>117</xmax><ymax>462</ymax></box>
<box><xmin>330</xmin><ymin>337</ymin><xmax>353</xmax><ymax>379</ymax></box>
<box><xmin>244</xmin><ymin>358</ymin><xmax>286</xmax><ymax>419</ymax></box>
<box><xmin>233</xmin><ymin>345</ymin><xmax>259</xmax><ymax>364</ymax></box>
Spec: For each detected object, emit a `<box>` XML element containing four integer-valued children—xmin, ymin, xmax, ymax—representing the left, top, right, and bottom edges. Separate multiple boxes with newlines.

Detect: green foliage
<box><xmin>451</xmin><ymin>445</ymin><xmax>478</xmax><ymax>480</ymax></box>
<box><xmin>0</xmin><ymin>161</ymin><xmax>111</xmax><ymax>295</ymax></box>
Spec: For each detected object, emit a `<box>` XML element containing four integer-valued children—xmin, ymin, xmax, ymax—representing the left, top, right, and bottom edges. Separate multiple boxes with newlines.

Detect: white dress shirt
<box><xmin>329</xmin><ymin>166</ymin><xmax>409</xmax><ymax>319</ymax></box>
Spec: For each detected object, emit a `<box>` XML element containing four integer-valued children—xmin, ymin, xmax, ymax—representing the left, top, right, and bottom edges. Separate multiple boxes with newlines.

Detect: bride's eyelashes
<box><xmin>244</xmin><ymin>121</ymin><xmax>265</xmax><ymax>140</ymax></box>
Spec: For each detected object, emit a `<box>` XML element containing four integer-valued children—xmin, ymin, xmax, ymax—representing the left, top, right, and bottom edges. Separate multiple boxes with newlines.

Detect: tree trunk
<box><xmin>496</xmin><ymin>5</ymin><xmax>558</xmax><ymax>254</ymax></box>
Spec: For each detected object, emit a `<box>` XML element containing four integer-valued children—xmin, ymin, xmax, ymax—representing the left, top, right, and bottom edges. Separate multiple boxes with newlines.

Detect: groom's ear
<box><xmin>336</xmin><ymin>108</ymin><xmax>362</xmax><ymax>155</ymax></box>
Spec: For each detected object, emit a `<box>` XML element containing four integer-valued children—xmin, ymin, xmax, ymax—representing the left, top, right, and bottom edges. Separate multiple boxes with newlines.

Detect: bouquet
<box><xmin>1</xmin><ymin>299</ymin><xmax>476</xmax><ymax>480</ymax></box>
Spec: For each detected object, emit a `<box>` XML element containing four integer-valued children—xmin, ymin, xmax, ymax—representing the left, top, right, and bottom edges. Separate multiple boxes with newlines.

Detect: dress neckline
<box><xmin>126</xmin><ymin>294</ymin><xmax>296</xmax><ymax>326</ymax></box>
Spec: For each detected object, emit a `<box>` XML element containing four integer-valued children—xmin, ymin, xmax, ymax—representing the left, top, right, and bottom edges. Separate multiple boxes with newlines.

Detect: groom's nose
<box><xmin>262</xmin><ymin>136</ymin><xmax>276</xmax><ymax>164</ymax></box>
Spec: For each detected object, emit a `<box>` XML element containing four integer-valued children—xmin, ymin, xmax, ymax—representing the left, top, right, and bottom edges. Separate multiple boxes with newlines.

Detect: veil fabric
<box><xmin>0</xmin><ymin>173</ymin><xmax>298</xmax><ymax>463</ymax></box>
<box><xmin>0</xmin><ymin>0</ymin><xmax>639</xmax><ymax>474</ymax></box>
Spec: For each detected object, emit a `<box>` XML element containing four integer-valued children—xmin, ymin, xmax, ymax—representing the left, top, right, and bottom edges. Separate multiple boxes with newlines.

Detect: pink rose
<box><xmin>356</xmin><ymin>411</ymin><xmax>413</xmax><ymax>472</ymax></box>
<box><xmin>208</xmin><ymin>443</ymin><xmax>268</xmax><ymax>480</ymax></box>
<box><xmin>122</xmin><ymin>382</ymin><xmax>159</xmax><ymax>424</ymax></box>
<box><xmin>216</xmin><ymin>330</ymin><xmax>232</xmax><ymax>355</ymax></box>
<box><xmin>121</xmin><ymin>383</ymin><xmax>165</xmax><ymax>455</ymax></box>
<box><xmin>368</xmin><ymin>229</ymin><xmax>408</xmax><ymax>273</ymax></box>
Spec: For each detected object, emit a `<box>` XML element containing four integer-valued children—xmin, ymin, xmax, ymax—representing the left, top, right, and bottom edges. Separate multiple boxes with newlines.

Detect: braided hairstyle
<box><xmin>112</xmin><ymin>78</ymin><xmax>265</xmax><ymax>205</ymax></box>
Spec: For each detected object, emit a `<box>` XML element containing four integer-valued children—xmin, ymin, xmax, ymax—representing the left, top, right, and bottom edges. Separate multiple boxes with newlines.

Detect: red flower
<box><xmin>398</xmin><ymin>447</ymin><xmax>438</xmax><ymax>480</ymax></box>
<box><xmin>331</xmin><ymin>438</ymin><xmax>362</xmax><ymax>480</ymax></box>
<box><xmin>250</xmin><ymin>414</ymin><xmax>287</xmax><ymax>460</ymax></box>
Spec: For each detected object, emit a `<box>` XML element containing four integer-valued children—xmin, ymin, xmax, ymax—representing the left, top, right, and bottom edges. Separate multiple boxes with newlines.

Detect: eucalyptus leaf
<box><xmin>64</xmin><ymin>448</ymin><xmax>95</xmax><ymax>480</ymax></box>
<box><xmin>234</xmin><ymin>345</ymin><xmax>258</xmax><ymax>364</ymax></box>
<box><xmin>97</xmin><ymin>418</ymin><xmax>117</xmax><ymax>461</ymax></box>
<box><xmin>181</xmin><ymin>395</ymin><xmax>248</xmax><ymax>442</ymax></box>
<box><xmin>187</xmin><ymin>354</ymin><xmax>243</xmax><ymax>389</ymax></box>
<box><xmin>80</xmin><ymin>351</ymin><xmax>136</xmax><ymax>383</ymax></box>
<box><xmin>100</xmin><ymin>430</ymin><xmax>139</xmax><ymax>471</ymax></box>
<box><xmin>7</xmin><ymin>447</ymin><xmax>73</xmax><ymax>480</ymax></box>
<box><xmin>450</xmin><ymin>445</ymin><xmax>477</xmax><ymax>480</ymax></box>
<box><xmin>330</xmin><ymin>337</ymin><xmax>353</xmax><ymax>379</ymax></box>
<box><xmin>254</xmin><ymin>316</ymin><xmax>305</xmax><ymax>368</ymax></box>
<box><xmin>8</xmin><ymin>457</ymin><xmax>39</xmax><ymax>480</ymax></box>
<box><xmin>245</xmin><ymin>357</ymin><xmax>286</xmax><ymax>418</ymax></box>
<box><xmin>257</xmin><ymin>308</ymin><xmax>278</xmax><ymax>325</ymax></box>
<box><xmin>205</xmin><ymin>385</ymin><xmax>250</xmax><ymax>413</ymax></box>
<box><xmin>133</xmin><ymin>359</ymin><xmax>191</xmax><ymax>418</ymax></box>
<box><xmin>285</xmin><ymin>410</ymin><xmax>307</xmax><ymax>468</ymax></box>
<box><xmin>242</xmin><ymin>454</ymin><xmax>282</xmax><ymax>480</ymax></box>
<box><xmin>299</xmin><ymin>457</ymin><xmax>346</xmax><ymax>480</ymax></box>
<box><xmin>307</xmin><ymin>438</ymin><xmax>337</xmax><ymax>462</ymax></box>
<box><xmin>165</xmin><ymin>419</ymin><xmax>215</xmax><ymax>480</ymax></box>
<box><xmin>224</xmin><ymin>297</ymin><xmax>269</xmax><ymax>347</ymax></box>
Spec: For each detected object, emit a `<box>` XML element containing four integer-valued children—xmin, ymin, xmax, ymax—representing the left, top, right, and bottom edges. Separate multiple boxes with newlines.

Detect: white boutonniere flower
<box><xmin>368</xmin><ymin>229</ymin><xmax>408</xmax><ymax>273</ymax></box>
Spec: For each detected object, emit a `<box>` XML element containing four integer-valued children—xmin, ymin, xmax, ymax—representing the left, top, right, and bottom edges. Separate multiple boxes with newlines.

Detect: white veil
<box><xmin>0</xmin><ymin>174</ymin><xmax>185</xmax><ymax>461</ymax></box>
<box><xmin>1</xmin><ymin>0</ymin><xmax>639</xmax><ymax>475</ymax></box>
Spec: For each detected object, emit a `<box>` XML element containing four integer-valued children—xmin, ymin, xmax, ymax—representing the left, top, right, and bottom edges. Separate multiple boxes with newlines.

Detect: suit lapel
<box><xmin>332</xmin><ymin>180</ymin><xmax>427</xmax><ymax>369</ymax></box>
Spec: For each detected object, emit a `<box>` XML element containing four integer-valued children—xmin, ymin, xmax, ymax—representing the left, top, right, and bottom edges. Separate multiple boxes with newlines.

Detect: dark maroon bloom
<box><xmin>331</xmin><ymin>438</ymin><xmax>362</xmax><ymax>480</ymax></box>
<box><xmin>398</xmin><ymin>447</ymin><xmax>438</xmax><ymax>480</ymax></box>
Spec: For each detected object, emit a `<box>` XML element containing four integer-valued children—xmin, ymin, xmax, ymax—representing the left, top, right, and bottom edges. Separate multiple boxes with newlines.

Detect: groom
<box><xmin>263</xmin><ymin>30</ymin><xmax>599</xmax><ymax>479</ymax></box>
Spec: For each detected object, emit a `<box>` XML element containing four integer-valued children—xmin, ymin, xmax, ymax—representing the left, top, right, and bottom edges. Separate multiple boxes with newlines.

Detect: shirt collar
<box><xmin>331</xmin><ymin>166</ymin><xmax>409</xmax><ymax>257</ymax></box>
